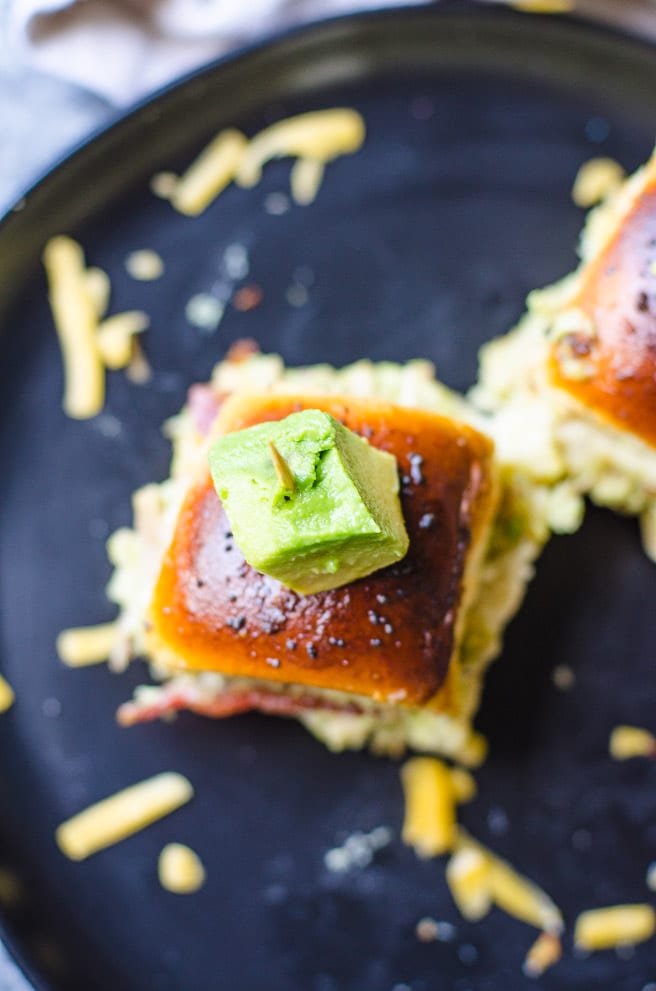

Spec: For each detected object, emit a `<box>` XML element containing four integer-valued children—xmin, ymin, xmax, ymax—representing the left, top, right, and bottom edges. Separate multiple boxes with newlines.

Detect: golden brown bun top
<box><xmin>149</xmin><ymin>393</ymin><xmax>497</xmax><ymax>707</ymax></box>
<box><xmin>548</xmin><ymin>163</ymin><xmax>656</xmax><ymax>447</ymax></box>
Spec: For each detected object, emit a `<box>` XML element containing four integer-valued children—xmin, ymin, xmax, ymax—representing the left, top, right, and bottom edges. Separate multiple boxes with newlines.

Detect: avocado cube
<box><xmin>208</xmin><ymin>409</ymin><xmax>409</xmax><ymax>594</ymax></box>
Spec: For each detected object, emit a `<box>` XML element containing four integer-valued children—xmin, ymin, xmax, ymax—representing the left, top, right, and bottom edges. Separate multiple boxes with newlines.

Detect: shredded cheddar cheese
<box><xmin>152</xmin><ymin>110</ymin><xmax>364</xmax><ymax>216</ymax></box>
<box><xmin>56</xmin><ymin>772</ymin><xmax>194</xmax><ymax>861</ymax></box>
<box><xmin>457</xmin><ymin>731</ymin><xmax>488</xmax><ymax>768</ymax></box>
<box><xmin>236</xmin><ymin>109</ymin><xmax>365</xmax><ymax>189</ymax></box>
<box><xmin>446</xmin><ymin>846</ymin><xmax>492</xmax><ymax>921</ymax></box>
<box><xmin>43</xmin><ymin>236</ymin><xmax>104</xmax><ymax>419</ymax></box>
<box><xmin>97</xmin><ymin>311</ymin><xmax>150</xmax><ymax>370</ymax></box>
<box><xmin>158</xmin><ymin>843</ymin><xmax>206</xmax><ymax>893</ymax></box>
<box><xmin>488</xmin><ymin>849</ymin><xmax>563</xmax><ymax>933</ymax></box>
<box><xmin>85</xmin><ymin>267</ymin><xmax>111</xmax><ymax>318</ymax></box>
<box><xmin>56</xmin><ymin>622</ymin><xmax>119</xmax><ymax>667</ymax></box>
<box><xmin>126</xmin><ymin>338</ymin><xmax>153</xmax><ymax>385</ymax></box>
<box><xmin>0</xmin><ymin>674</ymin><xmax>14</xmax><ymax>713</ymax></box>
<box><xmin>171</xmin><ymin>129</ymin><xmax>248</xmax><ymax>216</ymax></box>
<box><xmin>510</xmin><ymin>0</ymin><xmax>574</xmax><ymax>11</ymax></box>
<box><xmin>400</xmin><ymin>757</ymin><xmax>456</xmax><ymax>857</ymax></box>
<box><xmin>572</xmin><ymin>157</ymin><xmax>626</xmax><ymax>209</ymax></box>
<box><xmin>574</xmin><ymin>905</ymin><xmax>656</xmax><ymax>952</ymax></box>
<box><xmin>44</xmin><ymin>235</ymin><xmax>154</xmax><ymax>416</ymax></box>
<box><xmin>290</xmin><ymin>158</ymin><xmax>325</xmax><ymax>206</ymax></box>
<box><xmin>609</xmin><ymin>725</ymin><xmax>656</xmax><ymax>760</ymax></box>
<box><xmin>454</xmin><ymin>831</ymin><xmax>563</xmax><ymax>933</ymax></box>
<box><xmin>523</xmin><ymin>931</ymin><xmax>562</xmax><ymax>978</ymax></box>
<box><xmin>449</xmin><ymin>766</ymin><xmax>477</xmax><ymax>804</ymax></box>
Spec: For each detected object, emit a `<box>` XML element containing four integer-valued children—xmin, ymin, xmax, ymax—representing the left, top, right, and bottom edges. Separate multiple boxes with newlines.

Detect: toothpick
<box><xmin>268</xmin><ymin>441</ymin><xmax>295</xmax><ymax>492</ymax></box>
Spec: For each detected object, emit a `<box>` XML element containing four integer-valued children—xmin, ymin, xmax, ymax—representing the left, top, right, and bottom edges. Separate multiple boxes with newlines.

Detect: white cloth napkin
<box><xmin>8</xmin><ymin>0</ymin><xmax>428</xmax><ymax>105</ymax></box>
<box><xmin>8</xmin><ymin>0</ymin><xmax>656</xmax><ymax>108</ymax></box>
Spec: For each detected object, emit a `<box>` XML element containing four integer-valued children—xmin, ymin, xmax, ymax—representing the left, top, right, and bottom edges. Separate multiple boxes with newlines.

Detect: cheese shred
<box><xmin>572</xmin><ymin>157</ymin><xmax>626</xmax><ymax>209</ymax></box>
<box><xmin>43</xmin><ymin>236</ymin><xmax>104</xmax><ymax>419</ymax></box>
<box><xmin>56</xmin><ymin>622</ymin><xmax>119</xmax><ymax>667</ymax></box>
<box><xmin>574</xmin><ymin>904</ymin><xmax>656</xmax><ymax>952</ymax></box>
<box><xmin>452</xmin><ymin>831</ymin><xmax>563</xmax><ymax>934</ymax></box>
<box><xmin>158</xmin><ymin>843</ymin><xmax>206</xmax><ymax>893</ymax></box>
<box><xmin>290</xmin><ymin>157</ymin><xmax>325</xmax><ymax>206</ymax></box>
<box><xmin>0</xmin><ymin>674</ymin><xmax>15</xmax><ymax>713</ymax></box>
<box><xmin>609</xmin><ymin>725</ymin><xmax>656</xmax><ymax>760</ymax></box>
<box><xmin>171</xmin><ymin>129</ymin><xmax>248</xmax><ymax>217</ymax></box>
<box><xmin>446</xmin><ymin>846</ymin><xmax>492</xmax><ymax>921</ymax></box>
<box><xmin>56</xmin><ymin>772</ymin><xmax>194</xmax><ymax>861</ymax></box>
<box><xmin>400</xmin><ymin>757</ymin><xmax>457</xmax><ymax>858</ymax></box>
<box><xmin>236</xmin><ymin>109</ymin><xmax>365</xmax><ymax>189</ymax></box>
<box><xmin>449</xmin><ymin>766</ymin><xmax>477</xmax><ymax>804</ymax></box>
<box><xmin>97</xmin><ymin>311</ymin><xmax>150</xmax><ymax>370</ymax></box>
<box><xmin>510</xmin><ymin>0</ymin><xmax>574</xmax><ymax>11</ymax></box>
<box><xmin>85</xmin><ymin>267</ymin><xmax>111</xmax><ymax>318</ymax></box>
<box><xmin>523</xmin><ymin>931</ymin><xmax>562</xmax><ymax>978</ymax></box>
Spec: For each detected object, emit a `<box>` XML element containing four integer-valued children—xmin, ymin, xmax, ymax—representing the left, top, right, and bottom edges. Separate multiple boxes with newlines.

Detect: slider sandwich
<box><xmin>473</xmin><ymin>149</ymin><xmax>656</xmax><ymax>555</ymax></box>
<box><xmin>107</xmin><ymin>348</ymin><xmax>548</xmax><ymax>761</ymax></box>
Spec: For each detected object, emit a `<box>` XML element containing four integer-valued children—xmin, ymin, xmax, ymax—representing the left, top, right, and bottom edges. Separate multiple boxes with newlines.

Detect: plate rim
<box><xmin>3</xmin><ymin>0</ymin><xmax>656</xmax><ymax>231</ymax></box>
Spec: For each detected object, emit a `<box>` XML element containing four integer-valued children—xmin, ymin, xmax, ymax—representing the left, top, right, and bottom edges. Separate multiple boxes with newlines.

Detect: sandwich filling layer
<box><xmin>106</xmin><ymin>349</ymin><xmax>552</xmax><ymax>760</ymax></box>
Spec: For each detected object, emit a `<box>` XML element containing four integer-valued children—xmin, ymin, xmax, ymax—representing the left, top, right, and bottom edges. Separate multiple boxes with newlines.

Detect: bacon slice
<box><xmin>187</xmin><ymin>383</ymin><xmax>222</xmax><ymax>435</ymax></box>
<box><xmin>117</xmin><ymin>682</ymin><xmax>365</xmax><ymax>727</ymax></box>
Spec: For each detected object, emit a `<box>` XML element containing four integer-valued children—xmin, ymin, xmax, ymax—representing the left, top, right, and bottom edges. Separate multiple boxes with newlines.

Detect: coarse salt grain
<box><xmin>185</xmin><ymin>294</ymin><xmax>225</xmax><ymax>333</ymax></box>
<box><xmin>223</xmin><ymin>243</ymin><xmax>249</xmax><ymax>281</ymax></box>
<box><xmin>264</xmin><ymin>192</ymin><xmax>290</xmax><ymax>215</ymax></box>
<box><xmin>646</xmin><ymin>862</ymin><xmax>656</xmax><ymax>892</ymax></box>
<box><xmin>286</xmin><ymin>284</ymin><xmax>309</xmax><ymax>308</ymax></box>
<box><xmin>324</xmin><ymin>826</ymin><xmax>392</xmax><ymax>873</ymax></box>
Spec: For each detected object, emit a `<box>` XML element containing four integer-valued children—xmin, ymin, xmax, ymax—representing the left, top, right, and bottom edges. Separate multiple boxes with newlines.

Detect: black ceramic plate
<box><xmin>2</xmin><ymin>5</ymin><xmax>656</xmax><ymax>990</ymax></box>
